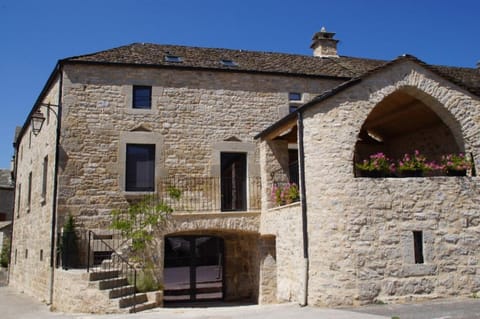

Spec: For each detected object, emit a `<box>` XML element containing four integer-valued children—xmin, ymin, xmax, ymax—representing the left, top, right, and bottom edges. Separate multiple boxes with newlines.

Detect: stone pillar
<box><xmin>259</xmin><ymin>139</ymin><xmax>289</xmax><ymax>210</ymax></box>
<box><xmin>258</xmin><ymin>235</ymin><xmax>277</xmax><ymax>304</ymax></box>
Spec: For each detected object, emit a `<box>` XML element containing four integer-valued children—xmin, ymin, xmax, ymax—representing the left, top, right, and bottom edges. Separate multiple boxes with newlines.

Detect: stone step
<box><xmin>118</xmin><ymin>293</ymin><xmax>148</xmax><ymax>308</ymax></box>
<box><xmin>128</xmin><ymin>301</ymin><xmax>158</xmax><ymax>313</ymax></box>
<box><xmin>98</xmin><ymin>277</ymin><xmax>129</xmax><ymax>290</ymax></box>
<box><xmin>88</xmin><ymin>269</ymin><xmax>120</xmax><ymax>281</ymax></box>
<box><xmin>109</xmin><ymin>285</ymin><xmax>136</xmax><ymax>299</ymax></box>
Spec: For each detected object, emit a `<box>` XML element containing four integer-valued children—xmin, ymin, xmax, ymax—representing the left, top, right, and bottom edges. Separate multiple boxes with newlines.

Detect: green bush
<box><xmin>0</xmin><ymin>237</ymin><xmax>11</xmax><ymax>268</ymax></box>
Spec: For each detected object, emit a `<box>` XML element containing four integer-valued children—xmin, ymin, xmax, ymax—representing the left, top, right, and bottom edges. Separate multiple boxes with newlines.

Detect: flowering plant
<box><xmin>397</xmin><ymin>150</ymin><xmax>437</xmax><ymax>172</ymax></box>
<box><xmin>271</xmin><ymin>183</ymin><xmax>300</xmax><ymax>206</ymax></box>
<box><xmin>441</xmin><ymin>153</ymin><xmax>472</xmax><ymax>171</ymax></box>
<box><xmin>355</xmin><ymin>152</ymin><xmax>395</xmax><ymax>173</ymax></box>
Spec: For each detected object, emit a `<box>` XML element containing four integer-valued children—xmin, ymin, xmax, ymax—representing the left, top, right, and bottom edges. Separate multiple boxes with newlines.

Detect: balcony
<box><xmin>156</xmin><ymin>176</ymin><xmax>261</xmax><ymax>212</ymax></box>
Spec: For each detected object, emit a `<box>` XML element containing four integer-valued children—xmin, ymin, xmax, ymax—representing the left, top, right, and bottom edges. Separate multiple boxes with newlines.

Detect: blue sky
<box><xmin>0</xmin><ymin>0</ymin><xmax>479</xmax><ymax>168</ymax></box>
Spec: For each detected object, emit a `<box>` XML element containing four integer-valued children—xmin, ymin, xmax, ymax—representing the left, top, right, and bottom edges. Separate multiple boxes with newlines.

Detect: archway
<box><xmin>163</xmin><ymin>230</ymin><xmax>260</xmax><ymax>305</ymax></box>
<box><xmin>354</xmin><ymin>89</ymin><xmax>465</xmax><ymax>176</ymax></box>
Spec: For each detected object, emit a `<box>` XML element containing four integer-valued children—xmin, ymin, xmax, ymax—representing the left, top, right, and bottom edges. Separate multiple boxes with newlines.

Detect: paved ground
<box><xmin>1</xmin><ymin>284</ymin><xmax>480</xmax><ymax>319</ymax></box>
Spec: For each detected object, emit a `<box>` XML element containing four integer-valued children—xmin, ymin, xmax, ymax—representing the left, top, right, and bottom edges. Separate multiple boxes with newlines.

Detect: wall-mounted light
<box><xmin>30</xmin><ymin>104</ymin><xmax>58</xmax><ymax>135</ymax></box>
<box><xmin>31</xmin><ymin>110</ymin><xmax>46</xmax><ymax>135</ymax></box>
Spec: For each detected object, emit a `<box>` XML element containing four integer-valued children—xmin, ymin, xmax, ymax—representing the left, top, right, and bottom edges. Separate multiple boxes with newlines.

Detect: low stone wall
<box><xmin>261</xmin><ymin>202</ymin><xmax>303</xmax><ymax>303</ymax></box>
<box><xmin>52</xmin><ymin>269</ymin><xmax>119</xmax><ymax>313</ymax></box>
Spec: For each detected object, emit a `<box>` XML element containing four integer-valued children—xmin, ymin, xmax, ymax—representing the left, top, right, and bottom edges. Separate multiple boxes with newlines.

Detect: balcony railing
<box><xmin>156</xmin><ymin>176</ymin><xmax>261</xmax><ymax>212</ymax></box>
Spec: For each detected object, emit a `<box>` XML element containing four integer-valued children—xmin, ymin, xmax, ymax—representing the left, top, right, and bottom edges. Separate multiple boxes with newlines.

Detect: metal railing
<box><xmin>156</xmin><ymin>176</ymin><xmax>261</xmax><ymax>212</ymax></box>
<box><xmin>86</xmin><ymin>230</ymin><xmax>137</xmax><ymax>313</ymax></box>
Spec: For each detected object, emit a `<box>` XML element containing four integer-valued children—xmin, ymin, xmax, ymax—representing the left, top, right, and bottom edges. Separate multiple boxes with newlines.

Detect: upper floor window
<box><xmin>16</xmin><ymin>183</ymin><xmax>21</xmax><ymax>218</ymax></box>
<box><xmin>27</xmin><ymin>172</ymin><xmax>32</xmax><ymax>211</ymax></box>
<box><xmin>132</xmin><ymin>86</ymin><xmax>152</xmax><ymax>109</ymax></box>
<box><xmin>125</xmin><ymin>144</ymin><xmax>155</xmax><ymax>192</ymax></box>
<box><xmin>289</xmin><ymin>92</ymin><xmax>303</xmax><ymax>113</ymax></box>
<box><xmin>41</xmin><ymin>156</ymin><xmax>48</xmax><ymax>203</ymax></box>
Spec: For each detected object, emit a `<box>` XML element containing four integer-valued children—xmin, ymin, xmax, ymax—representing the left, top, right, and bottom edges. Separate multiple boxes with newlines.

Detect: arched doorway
<box><xmin>163</xmin><ymin>235</ymin><xmax>224</xmax><ymax>303</ymax></box>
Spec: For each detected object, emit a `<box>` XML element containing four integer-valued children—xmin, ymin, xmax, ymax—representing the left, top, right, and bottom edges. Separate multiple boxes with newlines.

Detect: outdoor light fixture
<box><xmin>31</xmin><ymin>109</ymin><xmax>46</xmax><ymax>135</ymax></box>
<box><xmin>30</xmin><ymin>103</ymin><xmax>58</xmax><ymax>135</ymax></box>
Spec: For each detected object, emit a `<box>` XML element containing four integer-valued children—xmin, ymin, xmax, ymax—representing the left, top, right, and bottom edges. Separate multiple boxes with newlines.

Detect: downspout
<box><xmin>49</xmin><ymin>64</ymin><xmax>63</xmax><ymax>305</ymax></box>
<box><xmin>297</xmin><ymin>111</ymin><xmax>309</xmax><ymax>306</ymax></box>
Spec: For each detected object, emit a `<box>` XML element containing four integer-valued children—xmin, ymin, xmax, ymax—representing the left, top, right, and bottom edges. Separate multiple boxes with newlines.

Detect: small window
<box><xmin>413</xmin><ymin>231</ymin><xmax>424</xmax><ymax>264</ymax></box>
<box><xmin>41</xmin><ymin>156</ymin><xmax>48</xmax><ymax>202</ymax></box>
<box><xmin>40</xmin><ymin>249</ymin><xmax>43</xmax><ymax>261</ymax></box>
<box><xmin>126</xmin><ymin>144</ymin><xmax>155</xmax><ymax>192</ymax></box>
<box><xmin>164</xmin><ymin>55</ymin><xmax>183</xmax><ymax>63</ymax></box>
<box><xmin>15</xmin><ymin>249</ymin><xmax>17</xmax><ymax>264</ymax></box>
<box><xmin>289</xmin><ymin>105</ymin><xmax>299</xmax><ymax>113</ymax></box>
<box><xmin>25</xmin><ymin>249</ymin><xmax>28</xmax><ymax>259</ymax></box>
<box><xmin>17</xmin><ymin>183</ymin><xmax>21</xmax><ymax>218</ymax></box>
<box><xmin>132</xmin><ymin>86</ymin><xmax>152</xmax><ymax>109</ymax></box>
<box><xmin>289</xmin><ymin>92</ymin><xmax>302</xmax><ymax>101</ymax></box>
<box><xmin>220</xmin><ymin>59</ymin><xmax>238</xmax><ymax>67</ymax></box>
<box><xmin>27</xmin><ymin>172</ymin><xmax>32</xmax><ymax>211</ymax></box>
<box><xmin>289</xmin><ymin>92</ymin><xmax>303</xmax><ymax>113</ymax></box>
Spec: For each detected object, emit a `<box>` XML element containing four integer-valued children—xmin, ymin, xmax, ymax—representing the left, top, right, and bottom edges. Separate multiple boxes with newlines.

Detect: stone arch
<box><xmin>162</xmin><ymin>228</ymin><xmax>260</xmax><ymax>303</ymax></box>
<box><xmin>354</xmin><ymin>86</ymin><xmax>466</xmax><ymax>174</ymax></box>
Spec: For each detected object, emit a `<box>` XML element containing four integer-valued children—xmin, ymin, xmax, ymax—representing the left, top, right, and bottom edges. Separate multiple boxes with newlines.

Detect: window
<box><xmin>25</xmin><ymin>249</ymin><xmax>28</xmax><ymax>259</ymax></box>
<box><xmin>220</xmin><ymin>59</ymin><xmax>238</xmax><ymax>67</ymax></box>
<box><xmin>289</xmin><ymin>92</ymin><xmax>302</xmax><ymax>101</ymax></box>
<box><xmin>164</xmin><ymin>55</ymin><xmax>183</xmax><ymax>63</ymax></box>
<box><xmin>132</xmin><ymin>86</ymin><xmax>152</xmax><ymax>109</ymax></box>
<box><xmin>17</xmin><ymin>183</ymin><xmax>21</xmax><ymax>218</ymax></box>
<box><xmin>289</xmin><ymin>92</ymin><xmax>303</xmax><ymax>113</ymax></box>
<box><xmin>413</xmin><ymin>231</ymin><xmax>424</xmax><ymax>264</ymax></box>
<box><xmin>125</xmin><ymin>144</ymin><xmax>155</xmax><ymax>191</ymax></box>
<box><xmin>40</xmin><ymin>249</ymin><xmax>43</xmax><ymax>261</ymax></box>
<box><xmin>41</xmin><ymin>156</ymin><xmax>48</xmax><ymax>202</ymax></box>
<box><xmin>27</xmin><ymin>172</ymin><xmax>32</xmax><ymax>211</ymax></box>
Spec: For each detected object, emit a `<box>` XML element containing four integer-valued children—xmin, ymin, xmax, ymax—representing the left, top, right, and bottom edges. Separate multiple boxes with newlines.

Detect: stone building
<box><xmin>9</xmin><ymin>29</ymin><xmax>480</xmax><ymax>312</ymax></box>
<box><xmin>0</xmin><ymin>168</ymin><xmax>14</xmax><ymax>263</ymax></box>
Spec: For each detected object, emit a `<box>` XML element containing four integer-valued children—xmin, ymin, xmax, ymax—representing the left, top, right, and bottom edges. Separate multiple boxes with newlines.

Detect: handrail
<box><xmin>87</xmin><ymin>230</ymin><xmax>137</xmax><ymax>313</ymax></box>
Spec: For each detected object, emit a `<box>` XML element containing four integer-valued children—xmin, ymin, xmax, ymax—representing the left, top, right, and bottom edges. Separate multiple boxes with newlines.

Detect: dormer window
<box><xmin>164</xmin><ymin>55</ymin><xmax>183</xmax><ymax>63</ymax></box>
<box><xmin>220</xmin><ymin>59</ymin><xmax>238</xmax><ymax>67</ymax></box>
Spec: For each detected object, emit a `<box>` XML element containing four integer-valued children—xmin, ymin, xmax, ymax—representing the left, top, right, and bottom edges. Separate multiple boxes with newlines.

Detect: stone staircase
<box><xmin>88</xmin><ymin>267</ymin><xmax>161</xmax><ymax>313</ymax></box>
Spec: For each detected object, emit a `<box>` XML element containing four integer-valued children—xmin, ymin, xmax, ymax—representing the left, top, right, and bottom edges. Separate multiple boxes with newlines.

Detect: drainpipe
<box><xmin>297</xmin><ymin>111</ymin><xmax>309</xmax><ymax>306</ymax></box>
<box><xmin>49</xmin><ymin>65</ymin><xmax>63</xmax><ymax>305</ymax></box>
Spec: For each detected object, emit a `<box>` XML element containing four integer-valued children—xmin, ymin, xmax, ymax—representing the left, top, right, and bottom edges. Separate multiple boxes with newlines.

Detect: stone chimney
<box><xmin>311</xmin><ymin>27</ymin><xmax>339</xmax><ymax>58</ymax></box>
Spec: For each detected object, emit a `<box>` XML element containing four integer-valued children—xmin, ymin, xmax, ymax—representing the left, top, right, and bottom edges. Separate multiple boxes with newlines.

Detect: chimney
<box><xmin>311</xmin><ymin>27</ymin><xmax>339</xmax><ymax>58</ymax></box>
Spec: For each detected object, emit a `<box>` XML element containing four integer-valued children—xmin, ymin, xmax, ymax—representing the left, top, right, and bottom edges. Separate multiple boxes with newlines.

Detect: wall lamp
<box><xmin>31</xmin><ymin>103</ymin><xmax>59</xmax><ymax>135</ymax></box>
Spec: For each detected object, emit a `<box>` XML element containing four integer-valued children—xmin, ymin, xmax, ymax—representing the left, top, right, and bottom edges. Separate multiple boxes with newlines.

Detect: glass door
<box><xmin>164</xmin><ymin>236</ymin><xmax>224</xmax><ymax>303</ymax></box>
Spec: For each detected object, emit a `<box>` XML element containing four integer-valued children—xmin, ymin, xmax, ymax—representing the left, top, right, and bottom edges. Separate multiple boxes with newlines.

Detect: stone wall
<box><xmin>9</xmin><ymin>76</ymin><xmax>60</xmax><ymax>302</ymax></box>
<box><xmin>260</xmin><ymin>202</ymin><xmax>303</xmax><ymax>303</ymax></box>
<box><xmin>59</xmin><ymin>63</ymin><xmax>341</xmax><ymax>230</ymax></box>
<box><xmin>301</xmin><ymin>60</ymin><xmax>480</xmax><ymax>306</ymax></box>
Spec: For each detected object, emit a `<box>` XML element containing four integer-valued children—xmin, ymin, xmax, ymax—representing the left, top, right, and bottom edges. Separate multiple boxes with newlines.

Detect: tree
<box><xmin>61</xmin><ymin>215</ymin><xmax>78</xmax><ymax>269</ymax></box>
<box><xmin>111</xmin><ymin>189</ymin><xmax>180</xmax><ymax>291</ymax></box>
<box><xmin>0</xmin><ymin>236</ymin><xmax>10</xmax><ymax>268</ymax></box>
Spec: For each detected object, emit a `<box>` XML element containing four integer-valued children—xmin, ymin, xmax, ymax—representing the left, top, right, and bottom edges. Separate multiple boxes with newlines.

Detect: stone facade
<box><xmin>9</xmin><ymin>38</ymin><xmax>480</xmax><ymax>312</ymax></box>
<box><xmin>259</xmin><ymin>59</ymin><xmax>480</xmax><ymax>306</ymax></box>
<box><xmin>9</xmin><ymin>77</ymin><xmax>60</xmax><ymax>301</ymax></box>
